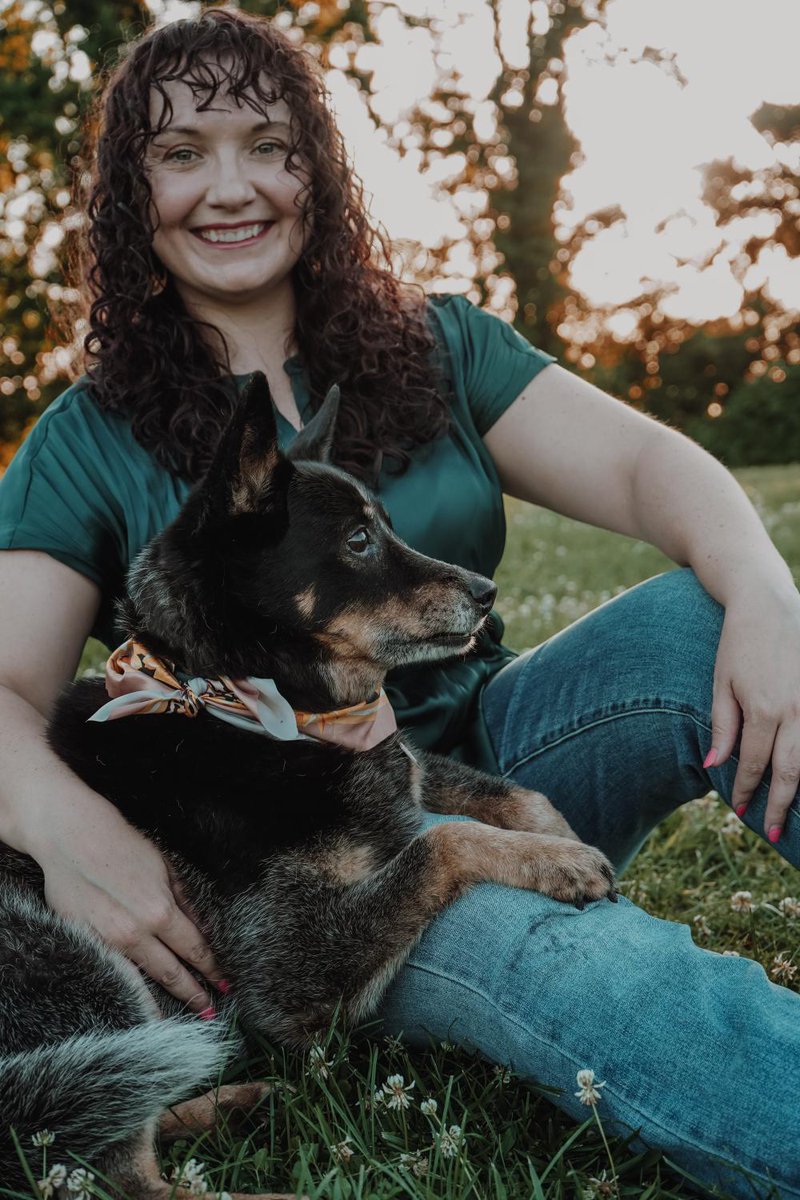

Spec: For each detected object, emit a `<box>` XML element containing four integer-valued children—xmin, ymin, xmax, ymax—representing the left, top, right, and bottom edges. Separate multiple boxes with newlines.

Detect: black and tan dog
<box><xmin>0</xmin><ymin>374</ymin><xmax>616</xmax><ymax>1198</ymax></box>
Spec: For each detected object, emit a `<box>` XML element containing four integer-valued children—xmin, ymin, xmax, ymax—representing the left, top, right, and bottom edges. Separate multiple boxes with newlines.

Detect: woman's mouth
<box><xmin>192</xmin><ymin>222</ymin><xmax>275</xmax><ymax>247</ymax></box>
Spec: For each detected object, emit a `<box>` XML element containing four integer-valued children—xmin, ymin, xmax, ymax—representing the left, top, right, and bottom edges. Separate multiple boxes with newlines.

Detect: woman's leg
<box><xmin>481</xmin><ymin>566</ymin><xmax>797</xmax><ymax>871</ymax></box>
<box><xmin>379</xmin><ymin>568</ymin><xmax>800</xmax><ymax>1199</ymax></box>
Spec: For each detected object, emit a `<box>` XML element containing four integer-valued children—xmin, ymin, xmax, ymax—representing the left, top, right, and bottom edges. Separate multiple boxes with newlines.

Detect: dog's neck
<box><xmin>272</xmin><ymin>661</ymin><xmax>387</xmax><ymax>714</ymax></box>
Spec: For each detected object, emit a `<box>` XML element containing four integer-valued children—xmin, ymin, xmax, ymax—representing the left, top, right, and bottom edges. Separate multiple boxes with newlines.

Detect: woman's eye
<box><xmin>347</xmin><ymin>528</ymin><xmax>370</xmax><ymax>554</ymax></box>
<box><xmin>166</xmin><ymin>147</ymin><xmax>198</xmax><ymax>163</ymax></box>
<box><xmin>255</xmin><ymin>141</ymin><xmax>283</xmax><ymax>156</ymax></box>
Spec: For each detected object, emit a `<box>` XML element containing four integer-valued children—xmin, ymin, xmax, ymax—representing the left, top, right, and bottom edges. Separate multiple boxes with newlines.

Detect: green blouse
<box><xmin>0</xmin><ymin>294</ymin><xmax>555</xmax><ymax>770</ymax></box>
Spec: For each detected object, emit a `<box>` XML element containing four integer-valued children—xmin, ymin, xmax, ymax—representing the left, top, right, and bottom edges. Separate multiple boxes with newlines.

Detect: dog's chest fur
<box><xmin>48</xmin><ymin>679</ymin><xmax>423</xmax><ymax>892</ymax></box>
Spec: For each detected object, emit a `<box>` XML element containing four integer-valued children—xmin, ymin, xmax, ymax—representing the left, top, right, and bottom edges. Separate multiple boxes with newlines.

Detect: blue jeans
<box><xmin>379</xmin><ymin>568</ymin><xmax>800</xmax><ymax>1199</ymax></box>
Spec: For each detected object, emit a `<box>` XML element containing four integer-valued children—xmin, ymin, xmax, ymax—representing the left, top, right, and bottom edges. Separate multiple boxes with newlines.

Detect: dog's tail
<box><xmin>0</xmin><ymin>1017</ymin><xmax>231</xmax><ymax>1183</ymax></box>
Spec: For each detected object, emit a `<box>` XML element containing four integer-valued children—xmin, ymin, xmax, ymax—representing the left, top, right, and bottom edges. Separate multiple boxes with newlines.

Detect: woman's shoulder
<box><xmin>15</xmin><ymin>375</ymin><xmax>156</xmax><ymax>475</ymax></box>
<box><xmin>421</xmin><ymin>290</ymin><xmax>556</xmax><ymax>436</ymax></box>
<box><xmin>30</xmin><ymin>376</ymin><xmax>130</xmax><ymax>441</ymax></box>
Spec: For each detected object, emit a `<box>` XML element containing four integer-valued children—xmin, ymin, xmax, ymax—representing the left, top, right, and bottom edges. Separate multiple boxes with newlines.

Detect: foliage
<box><xmin>0</xmin><ymin>0</ymin><xmax>149</xmax><ymax>457</ymax></box>
<box><xmin>687</xmin><ymin>361</ymin><xmax>800</xmax><ymax>468</ymax></box>
<box><xmin>702</xmin><ymin>101</ymin><xmax>800</xmax><ymax>359</ymax></box>
<box><xmin>1</xmin><ymin>2</ymin><xmax>798</xmax><ymax>469</ymax></box>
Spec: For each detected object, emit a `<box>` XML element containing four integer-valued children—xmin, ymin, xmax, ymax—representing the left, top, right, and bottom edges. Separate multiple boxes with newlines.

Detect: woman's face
<box><xmin>144</xmin><ymin>71</ymin><xmax>310</xmax><ymax>311</ymax></box>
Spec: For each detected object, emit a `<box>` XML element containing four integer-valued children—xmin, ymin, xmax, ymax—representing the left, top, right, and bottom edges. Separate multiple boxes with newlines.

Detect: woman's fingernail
<box><xmin>198</xmin><ymin>1005</ymin><xmax>217</xmax><ymax>1020</ymax></box>
<box><xmin>215</xmin><ymin>978</ymin><xmax>231</xmax><ymax>994</ymax></box>
<box><xmin>703</xmin><ymin>748</ymin><xmax>719</xmax><ymax>769</ymax></box>
<box><xmin>768</xmin><ymin>825</ymin><xmax>782</xmax><ymax>843</ymax></box>
<box><xmin>736</xmin><ymin>804</ymin><xmax>748</xmax><ymax>818</ymax></box>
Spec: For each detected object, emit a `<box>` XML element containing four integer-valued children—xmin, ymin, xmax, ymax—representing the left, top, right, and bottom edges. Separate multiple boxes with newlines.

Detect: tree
<box><xmin>375</xmin><ymin>0</ymin><xmax>603</xmax><ymax>357</ymax></box>
<box><xmin>0</xmin><ymin>0</ymin><xmax>149</xmax><ymax>458</ymax></box>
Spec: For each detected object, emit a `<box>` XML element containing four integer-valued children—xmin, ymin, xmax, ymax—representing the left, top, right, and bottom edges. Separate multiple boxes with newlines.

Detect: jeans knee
<box><xmin>619</xmin><ymin>567</ymin><xmax>723</xmax><ymax>680</ymax></box>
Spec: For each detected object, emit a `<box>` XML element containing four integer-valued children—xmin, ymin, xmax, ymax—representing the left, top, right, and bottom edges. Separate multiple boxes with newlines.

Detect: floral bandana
<box><xmin>88</xmin><ymin>639</ymin><xmax>398</xmax><ymax>752</ymax></box>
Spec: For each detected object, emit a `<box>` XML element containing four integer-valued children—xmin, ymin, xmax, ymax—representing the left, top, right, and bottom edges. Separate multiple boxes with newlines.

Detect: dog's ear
<box><xmin>225</xmin><ymin>370</ymin><xmax>287</xmax><ymax>515</ymax></box>
<box><xmin>286</xmin><ymin>384</ymin><xmax>340</xmax><ymax>464</ymax></box>
<box><xmin>192</xmin><ymin>371</ymin><xmax>290</xmax><ymax>530</ymax></box>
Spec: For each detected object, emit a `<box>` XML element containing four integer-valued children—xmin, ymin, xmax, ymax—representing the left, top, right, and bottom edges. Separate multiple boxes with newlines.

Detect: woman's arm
<box><xmin>0</xmin><ymin>550</ymin><xmax>221</xmax><ymax>1011</ymax></box>
<box><xmin>484</xmin><ymin>364</ymin><xmax>800</xmax><ymax>838</ymax></box>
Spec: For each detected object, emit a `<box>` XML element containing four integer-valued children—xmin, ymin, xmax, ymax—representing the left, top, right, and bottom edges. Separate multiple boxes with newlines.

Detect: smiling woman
<box><xmin>145</xmin><ymin>91</ymin><xmax>307</xmax><ymax>318</ymax></box>
<box><xmin>144</xmin><ymin>81</ymin><xmax>310</xmax><ymax>426</ymax></box>
<box><xmin>2</xmin><ymin>7</ymin><xmax>800</xmax><ymax>1200</ymax></box>
<box><xmin>73</xmin><ymin>8</ymin><xmax>451</xmax><ymax>482</ymax></box>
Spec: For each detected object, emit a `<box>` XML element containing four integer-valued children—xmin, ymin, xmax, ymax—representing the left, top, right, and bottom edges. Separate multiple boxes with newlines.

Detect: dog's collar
<box><xmin>87</xmin><ymin>639</ymin><xmax>398</xmax><ymax>752</ymax></box>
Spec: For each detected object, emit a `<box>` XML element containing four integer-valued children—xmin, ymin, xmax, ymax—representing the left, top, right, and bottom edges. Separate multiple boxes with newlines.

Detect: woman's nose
<box><xmin>205</xmin><ymin>159</ymin><xmax>258</xmax><ymax>208</ymax></box>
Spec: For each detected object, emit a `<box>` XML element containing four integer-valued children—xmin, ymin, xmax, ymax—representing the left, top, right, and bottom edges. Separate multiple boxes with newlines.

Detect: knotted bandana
<box><xmin>88</xmin><ymin>639</ymin><xmax>398</xmax><ymax>751</ymax></box>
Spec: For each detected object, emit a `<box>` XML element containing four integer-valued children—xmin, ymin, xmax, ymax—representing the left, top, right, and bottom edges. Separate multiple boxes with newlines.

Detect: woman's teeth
<box><xmin>197</xmin><ymin>223</ymin><xmax>269</xmax><ymax>244</ymax></box>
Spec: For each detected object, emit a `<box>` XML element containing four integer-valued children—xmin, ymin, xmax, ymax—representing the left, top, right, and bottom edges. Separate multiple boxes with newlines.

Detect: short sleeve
<box><xmin>427</xmin><ymin>293</ymin><xmax>556</xmax><ymax>436</ymax></box>
<box><xmin>0</xmin><ymin>384</ymin><xmax>125</xmax><ymax>596</ymax></box>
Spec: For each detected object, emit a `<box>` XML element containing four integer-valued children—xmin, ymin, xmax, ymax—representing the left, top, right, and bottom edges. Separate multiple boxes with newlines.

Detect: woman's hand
<box><xmin>708</xmin><ymin>582</ymin><xmax>800</xmax><ymax>841</ymax></box>
<box><xmin>28</xmin><ymin>797</ymin><xmax>221</xmax><ymax>1013</ymax></box>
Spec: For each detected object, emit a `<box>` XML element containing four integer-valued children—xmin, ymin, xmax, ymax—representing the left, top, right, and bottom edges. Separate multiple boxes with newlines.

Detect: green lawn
<box><xmin>50</xmin><ymin>464</ymin><xmax>800</xmax><ymax>1200</ymax></box>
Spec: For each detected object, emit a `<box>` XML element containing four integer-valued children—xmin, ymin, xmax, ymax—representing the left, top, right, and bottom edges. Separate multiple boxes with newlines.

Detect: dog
<box><xmin>0</xmin><ymin>372</ymin><xmax>616</xmax><ymax>1198</ymax></box>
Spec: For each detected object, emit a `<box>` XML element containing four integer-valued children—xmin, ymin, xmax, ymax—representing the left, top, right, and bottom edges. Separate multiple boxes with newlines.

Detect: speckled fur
<box><xmin>0</xmin><ymin>374</ymin><xmax>615</xmax><ymax>1192</ymax></box>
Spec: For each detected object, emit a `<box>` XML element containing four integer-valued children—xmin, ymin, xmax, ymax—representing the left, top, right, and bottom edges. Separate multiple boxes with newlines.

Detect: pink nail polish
<box><xmin>216</xmin><ymin>979</ymin><xmax>231</xmax><ymax>994</ymax></box>
<box><xmin>703</xmin><ymin>748</ymin><xmax>718</xmax><ymax>769</ymax></box>
<box><xmin>768</xmin><ymin>826</ymin><xmax>782</xmax><ymax>843</ymax></box>
<box><xmin>736</xmin><ymin>804</ymin><xmax>748</xmax><ymax>818</ymax></box>
<box><xmin>198</xmin><ymin>1005</ymin><xmax>217</xmax><ymax>1020</ymax></box>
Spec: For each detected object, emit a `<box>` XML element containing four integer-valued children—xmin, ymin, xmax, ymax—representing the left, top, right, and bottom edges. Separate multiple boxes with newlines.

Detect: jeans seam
<box><xmin>499</xmin><ymin>703</ymin><xmax>710</xmax><ymax>781</ymax></box>
<box><xmin>399</xmin><ymin>959</ymin><xmax>790</xmax><ymax>1195</ymax></box>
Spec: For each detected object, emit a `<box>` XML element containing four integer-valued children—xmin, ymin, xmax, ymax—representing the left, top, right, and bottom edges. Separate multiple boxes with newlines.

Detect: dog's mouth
<box><xmin>421</xmin><ymin>631</ymin><xmax>476</xmax><ymax>647</ymax></box>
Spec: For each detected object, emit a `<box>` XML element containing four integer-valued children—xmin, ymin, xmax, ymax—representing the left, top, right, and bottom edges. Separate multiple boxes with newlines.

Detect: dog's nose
<box><xmin>468</xmin><ymin>575</ymin><xmax>498</xmax><ymax>614</ymax></box>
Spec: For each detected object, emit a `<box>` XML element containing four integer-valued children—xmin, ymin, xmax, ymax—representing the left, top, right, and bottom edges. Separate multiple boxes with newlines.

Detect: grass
<box><xmin>44</xmin><ymin>465</ymin><xmax>800</xmax><ymax>1199</ymax></box>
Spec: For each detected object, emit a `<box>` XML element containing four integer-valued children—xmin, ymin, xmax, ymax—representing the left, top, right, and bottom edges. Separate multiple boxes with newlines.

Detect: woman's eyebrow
<box><xmin>154</xmin><ymin>119</ymin><xmax>291</xmax><ymax>139</ymax></box>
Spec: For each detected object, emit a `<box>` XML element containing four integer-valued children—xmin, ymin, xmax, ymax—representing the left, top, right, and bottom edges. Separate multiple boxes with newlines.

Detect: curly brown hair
<box><xmin>67</xmin><ymin>6</ymin><xmax>450</xmax><ymax>484</ymax></box>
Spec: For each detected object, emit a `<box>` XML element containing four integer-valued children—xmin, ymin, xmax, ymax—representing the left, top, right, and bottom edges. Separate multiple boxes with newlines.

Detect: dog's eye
<box><xmin>347</xmin><ymin>527</ymin><xmax>371</xmax><ymax>554</ymax></box>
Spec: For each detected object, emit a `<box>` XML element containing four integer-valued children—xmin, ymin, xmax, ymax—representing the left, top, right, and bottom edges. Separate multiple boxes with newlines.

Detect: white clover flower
<box><xmin>330</xmin><ymin>1137</ymin><xmax>354</xmax><ymax>1164</ymax></box>
<box><xmin>37</xmin><ymin>1164</ymin><xmax>67</xmax><ymax>1199</ymax></box>
<box><xmin>583</xmin><ymin>1167</ymin><xmax>619</xmax><ymax>1197</ymax></box>
<box><xmin>437</xmin><ymin>1124</ymin><xmax>464</xmax><ymax>1159</ymax></box>
<box><xmin>399</xmin><ymin>1150</ymin><xmax>429</xmax><ymax>1177</ymax></box>
<box><xmin>722</xmin><ymin>949</ymin><xmax>741</xmax><ymax>957</ymax></box>
<box><xmin>381</xmin><ymin>1073</ymin><xmax>415</xmax><ymax>1110</ymax></box>
<box><xmin>692</xmin><ymin>914</ymin><xmax>711</xmax><ymax>939</ymax></box>
<box><xmin>771</xmin><ymin>954</ymin><xmax>798</xmax><ymax>983</ymax></box>
<box><xmin>306</xmin><ymin>1043</ymin><xmax>334</xmax><ymax>1080</ymax></box>
<box><xmin>66</xmin><ymin>1168</ymin><xmax>96</xmax><ymax>1200</ymax></box>
<box><xmin>420</xmin><ymin>1098</ymin><xmax>438</xmax><ymax>1117</ymax></box>
<box><xmin>575</xmin><ymin>1068</ymin><xmax>605</xmax><ymax>1106</ymax></box>
<box><xmin>730</xmin><ymin>890</ymin><xmax>755</xmax><ymax>913</ymax></box>
<box><xmin>779</xmin><ymin>896</ymin><xmax>800</xmax><ymax>919</ymax></box>
<box><xmin>170</xmin><ymin>1159</ymin><xmax>208</xmax><ymax>1196</ymax></box>
<box><xmin>32</xmin><ymin>1131</ymin><xmax>56</xmax><ymax>1148</ymax></box>
<box><xmin>720</xmin><ymin>812</ymin><xmax>743</xmax><ymax>838</ymax></box>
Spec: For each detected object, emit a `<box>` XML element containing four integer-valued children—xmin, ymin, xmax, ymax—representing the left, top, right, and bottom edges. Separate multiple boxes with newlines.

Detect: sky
<box><xmin>52</xmin><ymin>0</ymin><xmax>800</xmax><ymax>324</ymax></box>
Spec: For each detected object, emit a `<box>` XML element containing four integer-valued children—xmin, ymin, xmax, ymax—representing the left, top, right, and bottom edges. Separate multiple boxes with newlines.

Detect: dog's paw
<box><xmin>520</xmin><ymin>836</ymin><xmax>617</xmax><ymax>905</ymax></box>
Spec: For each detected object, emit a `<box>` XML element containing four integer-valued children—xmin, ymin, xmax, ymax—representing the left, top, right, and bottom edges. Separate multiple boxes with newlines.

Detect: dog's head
<box><xmin>120</xmin><ymin>373</ymin><xmax>497</xmax><ymax>708</ymax></box>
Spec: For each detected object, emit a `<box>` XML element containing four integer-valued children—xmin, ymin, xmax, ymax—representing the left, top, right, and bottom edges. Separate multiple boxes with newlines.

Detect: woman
<box><xmin>0</xmin><ymin>8</ymin><xmax>798</xmax><ymax>1196</ymax></box>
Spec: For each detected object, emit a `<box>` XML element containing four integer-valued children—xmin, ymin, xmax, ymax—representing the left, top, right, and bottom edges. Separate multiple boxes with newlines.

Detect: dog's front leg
<box><xmin>415</xmin><ymin>750</ymin><xmax>581</xmax><ymax>841</ymax></box>
<box><xmin>290</xmin><ymin>819</ymin><xmax>615</xmax><ymax>1039</ymax></box>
